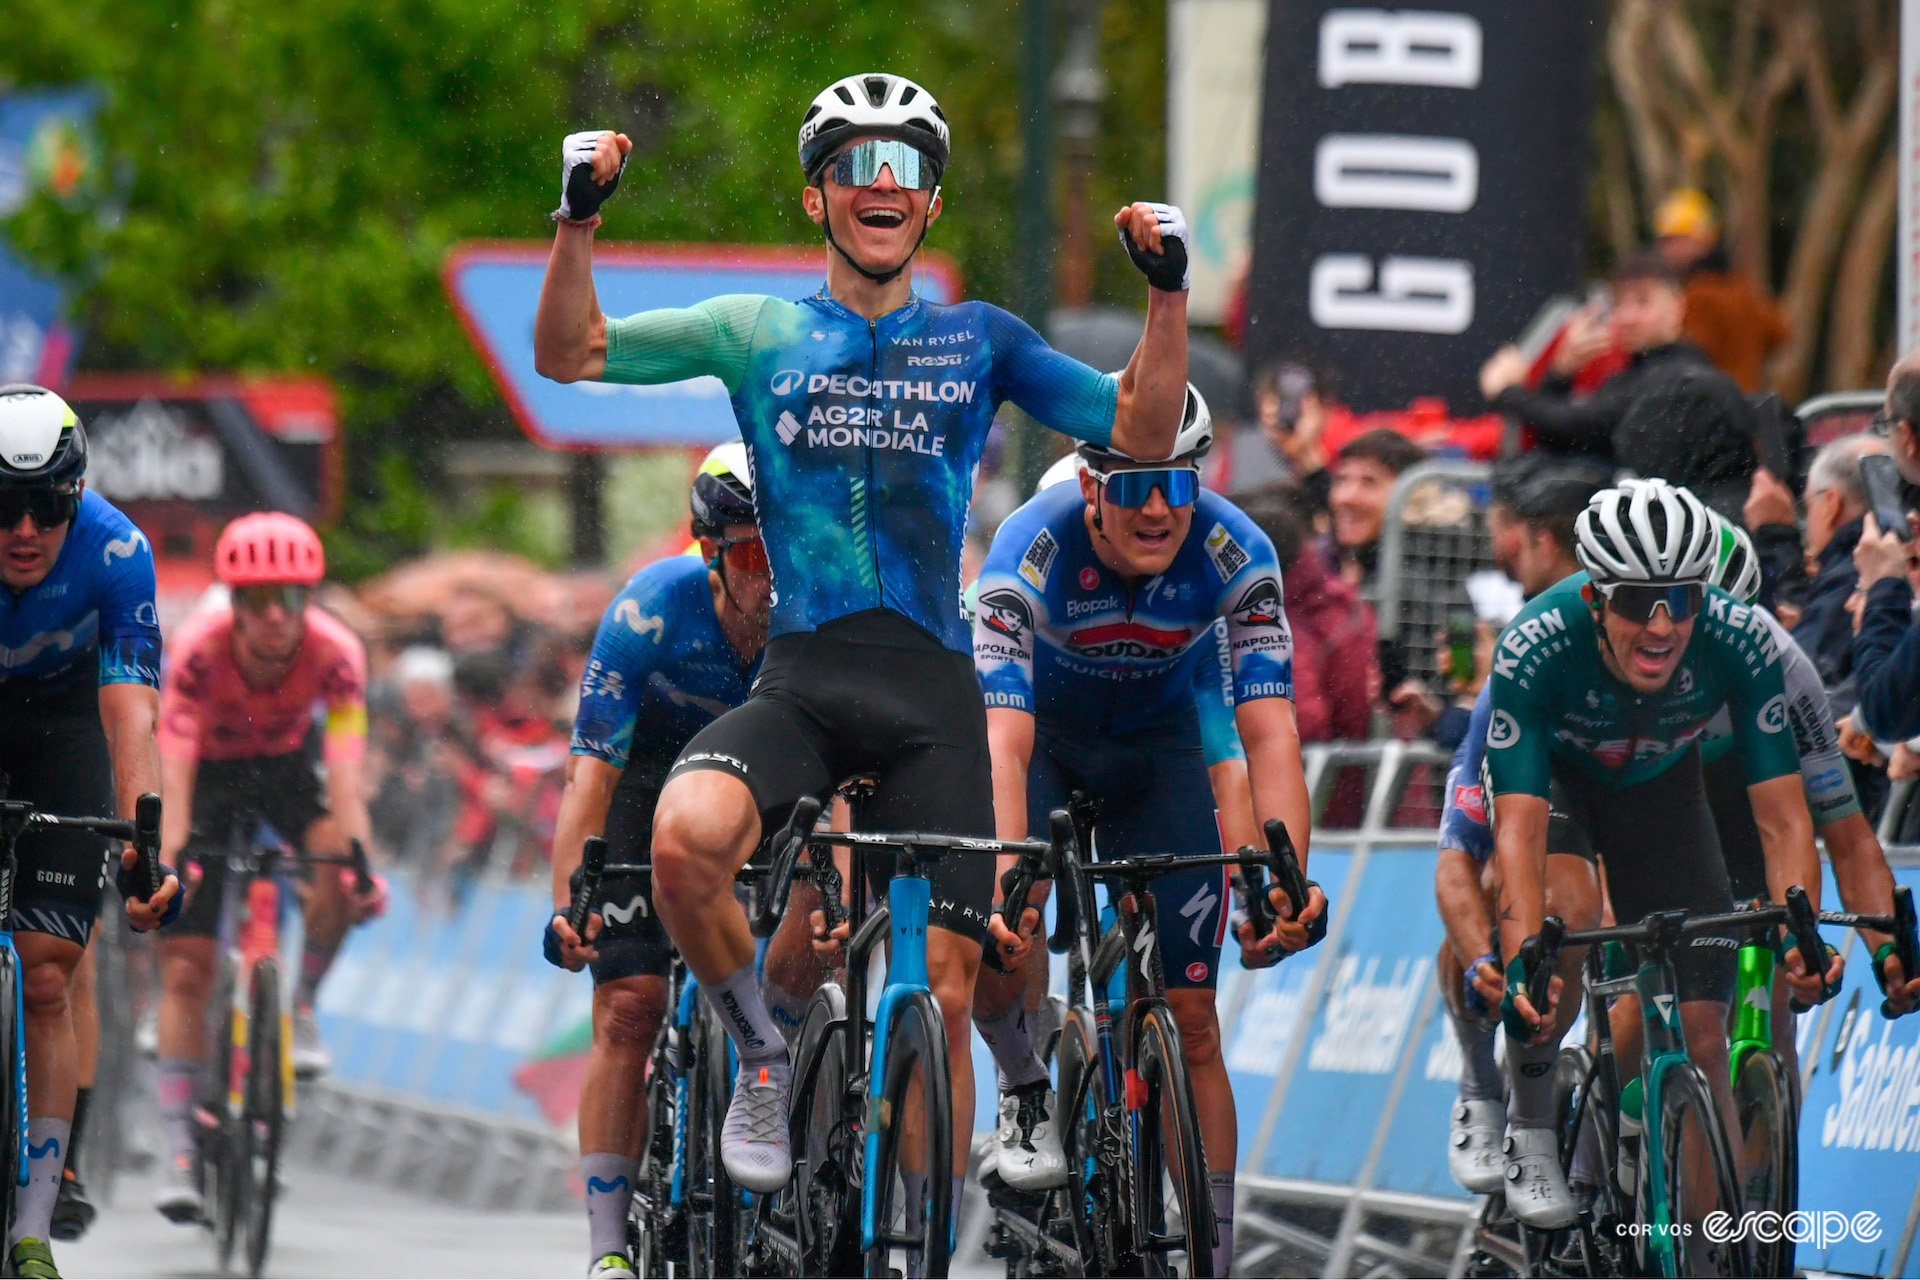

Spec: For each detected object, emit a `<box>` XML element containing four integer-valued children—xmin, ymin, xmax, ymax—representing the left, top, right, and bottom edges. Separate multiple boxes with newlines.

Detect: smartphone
<box><xmin>1749</xmin><ymin>393</ymin><xmax>1795</xmax><ymax>484</ymax></box>
<box><xmin>1861</xmin><ymin>454</ymin><xmax>1913</xmax><ymax>543</ymax></box>
<box><xmin>1445</xmin><ymin>611</ymin><xmax>1476</xmax><ymax>686</ymax></box>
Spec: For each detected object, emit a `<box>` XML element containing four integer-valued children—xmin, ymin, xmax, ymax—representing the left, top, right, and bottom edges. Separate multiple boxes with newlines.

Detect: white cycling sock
<box><xmin>973</xmin><ymin>1000</ymin><xmax>1048</xmax><ymax>1091</ymax></box>
<box><xmin>763</xmin><ymin>979</ymin><xmax>809</xmax><ymax>1048</ymax></box>
<box><xmin>1210</xmin><ymin>1172</ymin><xmax>1235</xmax><ymax>1277</ymax></box>
<box><xmin>581</xmin><ymin>1152</ymin><xmax>637</xmax><ymax>1265</ymax></box>
<box><xmin>1450</xmin><ymin>1006</ymin><xmax>1503</xmax><ymax>1102</ymax></box>
<box><xmin>157</xmin><ymin>1056</ymin><xmax>198</xmax><ymax>1164</ymax></box>
<box><xmin>1507</xmin><ymin>1036</ymin><xmax>1562</xmax><ymax>1129</ymax></box>
<box><xmin>10</xmin><ymin>1118</ymin><xmax>69</xmax><ymax>1246</ymax></box>
<box><xmin>705</xmin><ymin>963</ymin><xmax>785</xmax><ymax>1066</ymax></box>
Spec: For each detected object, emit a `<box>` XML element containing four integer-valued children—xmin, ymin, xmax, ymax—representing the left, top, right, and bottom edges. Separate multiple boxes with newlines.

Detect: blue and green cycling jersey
<box><xmin>571</xmin><ymin>555</ymin><xmax>758</xmax><ymax>787</ymax></box>
<box><xmin>1483</xmin><ymin>572</ymin><xmax>1799</xmax><ymax>799</ymax></box>
<box><xmin>972</xmin><ymin>484</ymin><xmax>1293</xmax><ymax>749</ymax></box>
<box><xmin>601</xmin><ymin>292</ymin><xmax>1118</xmax><ymax>653</ymax></box>
<box><xmin>0</xmin><ymin>489</ymin><xmax>160</xmax><ymax>693</ymax></box>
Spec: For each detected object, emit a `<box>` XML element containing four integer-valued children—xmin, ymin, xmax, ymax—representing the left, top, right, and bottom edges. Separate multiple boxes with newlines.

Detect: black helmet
<box><xmin>0</xmin><ymin>385</ymin><xmax>88</xmax><ymax>489</ymax></box>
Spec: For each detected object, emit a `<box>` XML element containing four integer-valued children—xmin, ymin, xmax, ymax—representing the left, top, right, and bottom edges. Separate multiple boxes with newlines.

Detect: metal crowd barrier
<box><xmin>1374</xmin><ymin>461</ymin><xmax>1496</xmax><ymax>688</ymax></box>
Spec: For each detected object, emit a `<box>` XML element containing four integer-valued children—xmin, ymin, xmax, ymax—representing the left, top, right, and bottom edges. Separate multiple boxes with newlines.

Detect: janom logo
<box><xmin>769</xmin><ymin>369</ymin><xmax>808</xmax><ymax>396</ymax></box>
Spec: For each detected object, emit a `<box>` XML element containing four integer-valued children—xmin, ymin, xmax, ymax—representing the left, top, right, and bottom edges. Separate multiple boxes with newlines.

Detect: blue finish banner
<box><xmin>443</xmin><ymin>242</ymin><xmax>960</xmax><ymax>450</ymax></box>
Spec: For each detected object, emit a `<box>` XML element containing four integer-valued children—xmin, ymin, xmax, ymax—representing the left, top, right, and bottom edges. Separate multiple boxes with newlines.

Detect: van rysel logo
<box><xmin>770</xmin><ymin>369</ymin><xmax>808</xmax><ymax>396</ymax></box>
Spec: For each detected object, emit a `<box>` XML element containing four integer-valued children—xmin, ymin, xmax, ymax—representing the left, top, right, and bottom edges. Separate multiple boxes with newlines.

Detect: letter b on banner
<box><xmin>1247</xmin><ymin>1</ymin><xmax>1598</xmax><ymax>414</ymax></box>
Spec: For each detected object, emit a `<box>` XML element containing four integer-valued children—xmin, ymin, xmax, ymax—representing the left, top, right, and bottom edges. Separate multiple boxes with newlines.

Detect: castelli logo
<box><xmin>1079</xmin><ymin>566</ymin><xmax>1099</xmax><ymax>591</ymax></box>
<box><xmin>1186</xmin><ymin>961</ymin><xmax>1208</xmax><ymax>983</ymax></box>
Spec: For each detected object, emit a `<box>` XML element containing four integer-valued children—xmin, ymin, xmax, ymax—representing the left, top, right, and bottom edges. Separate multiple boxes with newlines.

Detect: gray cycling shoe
<box><xmin>722</xmin><ymin>1060</ymin><xmax>793</xmax><ymax>1193</ymax></box>
<box><xmin>1447</xmin><ymin>1098</ymin><xmax>1508</xmax><ymax>1193</ymax></box>
<box><xmin>1503</xmin><ymin>1127</ymin><xmax>1576</xmax><ymax>1229</ymax></box>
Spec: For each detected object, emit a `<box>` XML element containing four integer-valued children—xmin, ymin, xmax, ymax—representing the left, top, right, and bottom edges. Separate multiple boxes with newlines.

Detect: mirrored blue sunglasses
<box><xmin>828</xmin><ymin>139</ymin><xmax>939</xmax><ymax>191</ymax></box>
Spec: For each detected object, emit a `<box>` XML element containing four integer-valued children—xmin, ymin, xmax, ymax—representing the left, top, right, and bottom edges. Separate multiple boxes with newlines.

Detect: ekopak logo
<box><xmin>769</xmin><ymin>369</ymin><xmax>807</xmax><ymax>396</ymax></box>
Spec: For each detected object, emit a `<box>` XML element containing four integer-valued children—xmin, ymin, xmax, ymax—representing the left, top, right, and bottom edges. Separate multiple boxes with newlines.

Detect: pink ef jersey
<box><xmin>158</xmin><ymin>605</ymin><xmax>369</xmax><ymax>765</ymax></box>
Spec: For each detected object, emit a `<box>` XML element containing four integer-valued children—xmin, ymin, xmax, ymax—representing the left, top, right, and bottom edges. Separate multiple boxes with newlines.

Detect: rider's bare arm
<box><xmin>99</xmin><ymin>682</ymin><xmax>160</xmax><ymax>822</ymax></box>
<box><xmin>1234</xmin><ymin>697</ymin><xmax>1310</xmax><ymax>867</ymax></box>
<box><xmin>1436</xmin><ymin>846</ymin><xmax>1496</xmax><ymax>976</ymax></box>
<box><xmin>1491</xmin><ymin>792</ymin><xmax>1551</xmax><ymax>968</ymax></box>
<box><xmin>1749</xmin><ymin>773</ymin><xmax>1820</xmax><ymax>910</ymax></box>
<box><xmin>1207</xmin><ymin>759</ymin><xmax>1257</xmax><ymax>856</ymax></box>
<box><xmin>533</xmin><ymin>221</ymin><xmax>610</xmax><ymax>383</ymax></box>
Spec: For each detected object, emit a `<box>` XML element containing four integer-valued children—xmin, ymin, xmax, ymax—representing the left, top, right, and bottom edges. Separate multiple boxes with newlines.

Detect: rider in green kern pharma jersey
<box><xmin>532</xmin><ymin>73</ymin><xmax>1189</xmax><ymax>1202</ymax></box>
<box><xmin>1486</xmin><ymin>479</ymin><xmax>1836</xmax><ymax>1231</ymax></box>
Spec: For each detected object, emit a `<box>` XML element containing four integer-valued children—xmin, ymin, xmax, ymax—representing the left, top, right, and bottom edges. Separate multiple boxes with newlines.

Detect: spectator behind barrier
<box><xmin>1850</xmin><ymin>356</ymin><xmax>1920</xmax><ymax>745</ymax></box>
<box><xmin>366</xmin><ymin>645</ymin><xmax>463</xmax><ymax>868</ymax></box>
<box><xmin>1478</xmin><ymin>250</ymin><xmax>1713</xmax><ymax>467</ymax></box>
<box><xmin>1653</xmin><ymin>188</ymin><xmax>1789</xmax><ymax>393</ymax></box>
<box><xmin>1326</xmin><ymin>427</ymin><xmax>1426</xmax><ymax>597</ymax></box>
<box><xmin>1781</xmin><ymin>434</ymin><xmax>1894</xmax><ymax>699</ymax></box>
<box><xmin>1611</xmin><ymin>365</ymin><xmax>1758</xmax><ymax>523</ymax></box>
<box><xmin>1215</xmin><ymin>358</ymin><xmax>1346</xmax><ymax>510</ymax></box>
<box><xmin>1242</xmin><ymin>485</ymin><xmax>1374</xmax><ymax>827</ymax></box>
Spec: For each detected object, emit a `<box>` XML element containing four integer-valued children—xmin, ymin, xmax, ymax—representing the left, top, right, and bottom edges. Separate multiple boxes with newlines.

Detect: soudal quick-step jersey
<box><xmin>1483</xmin><ymin>572</ymin><xmax>1799</xmax><ymax>799</ymax></box>
<box><xmin>602</xmin><ymin>292</ymin><xmax>1120</xmax><ymax>652</ymax></box>
<box><xmin>972</xmin><ymin>483</ymin><xmax>1294</xmax><ymax>738</ymax></box>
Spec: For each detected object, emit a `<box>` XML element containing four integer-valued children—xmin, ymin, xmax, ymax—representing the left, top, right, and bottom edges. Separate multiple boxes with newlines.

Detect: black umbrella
<box><xmin>1046</xmin><ymin>306</ymin><xmax>1247</xmax><ymax>421</ymax></box>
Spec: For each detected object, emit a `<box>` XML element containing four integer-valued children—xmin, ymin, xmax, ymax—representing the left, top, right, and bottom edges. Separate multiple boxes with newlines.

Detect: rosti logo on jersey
<box><xmin>977</xmin><ymin>588</ymin><xmax>1032</xmax><ymax>643</ymax></box>
<box><xmin>1018</xmin><ymin>528</ymin><xmax>1059</xmax><ymax>590</ymax></box>
<box><xmin>1757</xmin><ymin>694</ymin><xmax>1787</xmax><ymax>734</ymax></box>
<box><xmin>906</xmin><ymin>353</ymin><xmax>965</xmax><ymax>367</ymax></box>
<box><xmin>1491</xmin><ymin>607</ymin><xmax>1569</xmax><ymax>679</ymax></box>
<box><xmin>769</xmin><ymin>369</ymin><xmax>807</xmax><ymax>396</ymax></box>
<box><xmin>1488</xmin><ymin>710</ymin><xmax>1521</xmax><ymax>749</ymax></box>
<box><xmin>1202</xmin><ymin>523</ymin><xmax>1248</xmax><ymax>580</ymax></box>
<box><xmin>1230</xmin><ymin>577</ymin><xmax>1284</xmax><ymax>630</ymax></box>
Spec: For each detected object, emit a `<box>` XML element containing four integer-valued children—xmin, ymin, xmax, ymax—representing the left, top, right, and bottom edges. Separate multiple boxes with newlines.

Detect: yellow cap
<box><xmin>1654</xmin><ymin>188</ymin><xmax>1718</xmax><ymax>242</ymax></box>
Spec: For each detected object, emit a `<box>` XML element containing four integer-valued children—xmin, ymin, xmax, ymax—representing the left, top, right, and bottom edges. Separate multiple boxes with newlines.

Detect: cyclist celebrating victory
<box><xmin>972</xmin><ymin>390</ymin><xmax>1319</xmax><ymax>1277</ymax></box>
<box><xmin>151</xmin><ymin>513</ymin><xmax>384</xmax><ymax>1223</ymax></box>
<box><xmin>0</xmin><ymin>386</ymin><xmax>175</xmax><ymax>1280</ymax></box>
<box><xmin>544</xmin><ymin>445</ymin><xmax>820</xmax><ymax>1279</ymax></box>
<box><xmin>533</xmin><ymin>71</ymin><xmax>1189</xmax><ymax>1200</ymax></box>
<box><xmin>1486</xmin><ymin>478</ymin><xmax>1836</xmax><ymax>1229</ymax></box>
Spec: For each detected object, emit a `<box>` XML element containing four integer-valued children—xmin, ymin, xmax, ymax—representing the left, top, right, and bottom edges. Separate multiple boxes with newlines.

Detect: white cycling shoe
<box><xmin>292</xmin><ymin>1006</ymin><xmax>332</xmax><ymax>1079</ymax></box>
<box><xmin>722</xmin><ymin>1061</ymin><xmax>793</xmax><ymax>1193</ymax></box>
<box><xmin>588</xmin><ymin>1253</ymin><xmax>636</xmax><ymax>1278</ymax></box>
<box><xmin>1502</xmin><ymin>1127</ymin><xmax>1576</xmax><ymax>1229</ymax></box>
<box><xmin>994</xmin><ymin>1083</ymin><xmax>1066</xmax><ymax>1191</ymax></box>
<box><xmin>154</xmin><ymin>1155</ymin><xmax>203</xmax><ymax>1225</ymax></box>
<box><xmin>1447</xmin><ymin>1098</ymin><xmax>1508</xmax><ymax>1193</ymax></box>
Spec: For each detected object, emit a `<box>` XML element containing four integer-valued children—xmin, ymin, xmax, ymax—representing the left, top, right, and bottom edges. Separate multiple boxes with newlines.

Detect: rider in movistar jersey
<box><xmin>532</xmin><ymin>72</ymin><xmax>1191</xmax><ymax>1205</ymax></box>
<box><xmin>544</xmin><ymin>444</ymin><xmax>807</xmax><ymax>1280</ymax></box>
<box><xmin>1486</xmin><ymin>479</ymin><xmax>1833</xmax><ymax>1231</ymax></box>
<box><xmin>972</xmin><ymin>391</ymin><xmax>1318</xmax><ymax>1276</ymax></box>
<box><xmin>0</xmin><ymin>386</ymin><xmax>175</xmax><ymax>1280</ymax></box>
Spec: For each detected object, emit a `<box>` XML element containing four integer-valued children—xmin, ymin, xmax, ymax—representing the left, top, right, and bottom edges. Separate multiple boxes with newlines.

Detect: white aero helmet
<box><xmin>0</xmin><ymin>384</ymin><xmax>87</xmax><ymax>486</ymax></box>
<box><xmin>1078</xmin><ymin>383</ymin><xmax>1214</xmax><ymax>470</ymax></box>
<box><xmin>1035</xmin><ymin>453</ymin><xmax>1083</xmax><ymax>496</ymax></box>
<box><xmin>1574</xmin><ymin>478</ymin><xmax>1718</xmax><ymax>587</ymax></box>
<box><xmin>1707</xmin><ymin>511</ymin><xmax>1761</xmax><ymax>605</ymax></box>
<box><xmin>798</xmin><ymin>73</ymin><xmax>950</xmax><ymax>180</ymax></box>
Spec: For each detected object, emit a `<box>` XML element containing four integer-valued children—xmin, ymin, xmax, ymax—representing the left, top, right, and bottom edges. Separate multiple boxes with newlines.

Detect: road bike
<box><xmin>748</xmin><ymin>784</ymin><xmax>1064</xmax><ymax>1278</ymax></box>
<box><xmin>565</xmin><ymin>836</ymin><xmax>751</xmax><ymax>1279</ymax></box>
<box><xmin>190</xmin><ymin>816</ymin><xmax>369</xmax><ymax>1277</ymax></box>
<box><xmin>986</xmin><ymin>799</ymin><xmax>1317</xmax><ymax>1278</ymax></box>
<box><xmin>1527</xmin><ymin>889</ymin><xmax>1830</xmax><ymax>1279</ymax></box>
<box><xmin>0</xmin><ymin>778</ymin><xmax>160</xmax><ymax>1243</ymax></box>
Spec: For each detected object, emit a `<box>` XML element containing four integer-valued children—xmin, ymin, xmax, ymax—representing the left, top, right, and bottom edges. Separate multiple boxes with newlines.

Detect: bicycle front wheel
<box><xmin>240</xmin><ymin>957</ymin><xmax>285</xmax><ymax>1278</ymax></box>
<box><xmin>865</xmin><ymin>989</ymin><xmax>952</xmax><ymax>1280</ymax></box>
<box><xmin>1132</xmin><ymin>1003</ymin><xmax>1214</xmax><ymax>1278</ymax></box>
<box><xmin>1655</xmin><ymin>1063</ymin><xmax>1748</xmax><ymax>1278</ymax></box>
<box><xmin>1732</xmin><ymin>1048</ymin><xmax>1795</xmax><ymax>1278</ymax></box>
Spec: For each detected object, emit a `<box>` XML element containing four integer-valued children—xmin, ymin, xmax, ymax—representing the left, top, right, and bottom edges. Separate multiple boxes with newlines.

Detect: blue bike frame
<box><xmin>3</xmin><ymin>935</ymin><xmax>22</xmax><ymax>1190</ymax></box>
<box><xmin>859</xmin><ymin>871</ymin><xmax>932</xmax><ymax>1252</ymax></box>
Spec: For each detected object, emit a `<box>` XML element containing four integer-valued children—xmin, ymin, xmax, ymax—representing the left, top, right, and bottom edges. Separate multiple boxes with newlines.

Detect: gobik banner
<box><xmin>1244</xmin><ymin>1</ymin><xmax>1598</xmax><ymax>413</ymax></box>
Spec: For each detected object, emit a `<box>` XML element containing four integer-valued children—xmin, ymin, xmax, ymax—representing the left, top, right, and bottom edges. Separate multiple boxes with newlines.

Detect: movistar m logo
<box><xmin>585</xmin><ymin>1175</ymin><xmax>630</xmax><ymax>1196</ymax></box>
<box><xmin>104</xmin><ymin>531</ymin><xmax>148</xmax><ymax>564</ymax></box>
<box><xmin>602</xmin><ymin>894</ymin><xmax>650</xmax><ymax>925</ymax></box>
<box><xmin>27</xmin><ymin>1136</ymin><xmax>59</xmax><ymax>1160</ymax></box>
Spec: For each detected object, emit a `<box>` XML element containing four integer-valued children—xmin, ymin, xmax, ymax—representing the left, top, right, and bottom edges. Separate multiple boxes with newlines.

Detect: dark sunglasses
<box><xmin>0</xmin><ymin>486</ymin><xmax>79</xmax><ymax>532</ymax></box>
<box><xmin>233</xmin><ymin>584</ymin><xmax>312</xmax><ymax>616</ymax></box>
<box><xmin>1089</xmin><ymin>466</ymin><xmax>1200</xmax><ymax>509</ymax></box>
<box><xmin>1596</xmin><ymin>581</ymin><xmax>1704</xmax><ymax>625</ymax></box>
<box><xmin>712</xmin><ymin>535</ymin><xmax>769</xmax><ymax>576</ymax></box>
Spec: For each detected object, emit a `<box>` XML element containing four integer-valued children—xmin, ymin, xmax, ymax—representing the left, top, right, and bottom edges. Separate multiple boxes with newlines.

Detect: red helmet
<box><xmin>215</xmin><ymin>512</ymin><xmax>325</xmax><ymax>587</ymax></box>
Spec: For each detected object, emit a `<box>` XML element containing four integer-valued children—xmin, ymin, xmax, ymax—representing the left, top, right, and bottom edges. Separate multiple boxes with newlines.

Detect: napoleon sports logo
<box><xmin>977</xmin><ymin>588</ymin><xmax>1033</xmax><ymax>643</ymax></box>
